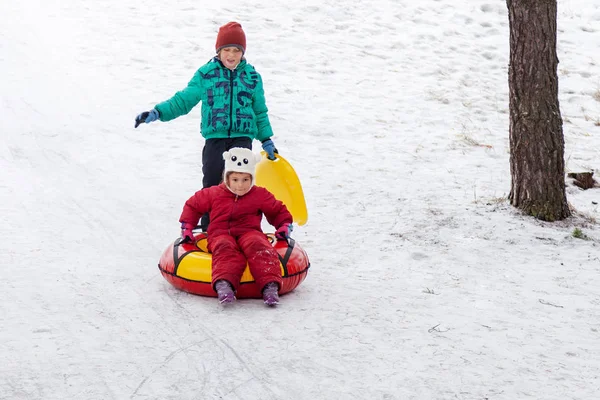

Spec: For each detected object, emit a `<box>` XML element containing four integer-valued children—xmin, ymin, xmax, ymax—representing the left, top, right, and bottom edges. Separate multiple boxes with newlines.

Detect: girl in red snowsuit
<box><xmin>179</xmin><ymin>147</ymin><xmax>293</xmax><ymax>306</ymax></box>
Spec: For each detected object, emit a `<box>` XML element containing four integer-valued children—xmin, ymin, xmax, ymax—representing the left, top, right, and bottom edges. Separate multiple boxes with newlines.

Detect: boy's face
<box><xmin>227</xmin><ymin>172</ymin><xmax>252</xmax><ymax>196</ymax></box>
<box><xmin>218</xmin><ymin>47</ymin><xmax>243</xmax><ymax>70</ymax></box>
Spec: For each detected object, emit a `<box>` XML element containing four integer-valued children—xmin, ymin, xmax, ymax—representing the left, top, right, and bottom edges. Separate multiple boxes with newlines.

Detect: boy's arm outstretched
<box><xmin>154</xmin><ymin>70</ymin><xmax>204</xmax><ymax>121</ymax></box>
<box><xmin>135</xmin><ymin>70</ymin><xmax>204</xmax><ymax>128</ymax></box>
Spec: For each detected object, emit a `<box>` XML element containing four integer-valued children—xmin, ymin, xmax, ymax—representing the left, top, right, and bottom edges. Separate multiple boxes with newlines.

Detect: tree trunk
<box><xmin>506</xmin><ymin>0</ymin><xmax>570</xmax><ymax>221</ymax></box>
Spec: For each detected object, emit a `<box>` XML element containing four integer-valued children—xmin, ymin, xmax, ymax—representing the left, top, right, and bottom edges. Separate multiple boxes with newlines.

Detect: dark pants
<box><xmin>200</xmin><ymin>137</ymin><xmax>252</xmax><ymax>230</ymax></box>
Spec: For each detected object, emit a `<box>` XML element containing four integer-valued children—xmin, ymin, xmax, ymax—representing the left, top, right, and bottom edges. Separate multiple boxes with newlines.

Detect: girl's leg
<box><xmin>209</xmin><ymin>234</ymin><xmax>247</xmax><ymax>292</ymax></box>
<box><xmin>237</xmin><ymin>231</ymin><xmax>283</xmax><ymax>291</ymax></box>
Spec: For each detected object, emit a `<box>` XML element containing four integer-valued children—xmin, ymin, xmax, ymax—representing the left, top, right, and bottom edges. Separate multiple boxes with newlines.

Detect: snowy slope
<box><xmin>1</xmin><ymin>0</ymin><xmax>599</xmax><ymax>399</ymax></box>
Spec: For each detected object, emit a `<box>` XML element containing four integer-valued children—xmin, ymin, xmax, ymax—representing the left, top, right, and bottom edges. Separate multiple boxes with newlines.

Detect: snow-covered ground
<box><xmin>1</xmin><ymin>1</ymin><xmax>599</xmax><ymax>399</ymax></box>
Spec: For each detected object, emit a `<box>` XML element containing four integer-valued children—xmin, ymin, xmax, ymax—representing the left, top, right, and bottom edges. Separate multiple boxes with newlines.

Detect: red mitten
<box><xmin>275</xmin><ymin>223</ymin><xmax>293</xmax><ymax>242</ymax></box>
<box><xmin>181</xmin><ymin>222</ymin><xmax>195</xmax><ymax>243</ymax></box>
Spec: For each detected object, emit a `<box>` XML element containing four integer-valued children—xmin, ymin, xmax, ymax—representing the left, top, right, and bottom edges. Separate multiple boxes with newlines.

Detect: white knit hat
<box><xmin>222</xmin><ymin>147</ymin><xmax>262</xmax><ymax>186</ymax></box>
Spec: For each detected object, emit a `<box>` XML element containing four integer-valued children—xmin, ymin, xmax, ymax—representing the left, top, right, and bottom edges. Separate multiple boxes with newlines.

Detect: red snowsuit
<box><xmin>179</xmin><ymin>183</ymin><xmax>292</xmax><ymax>292</ymax></box>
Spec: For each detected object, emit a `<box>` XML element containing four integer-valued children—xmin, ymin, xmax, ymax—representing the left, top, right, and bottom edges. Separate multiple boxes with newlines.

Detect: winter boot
<box><xmin>215</xmin><ymin>280</ymin><xmax>235</xmax><ymax>304</ymax></box>
<box><xmin>262</xmin><ymin>282</ymin><xmax>280</xmax><ymax>306</ymax></box>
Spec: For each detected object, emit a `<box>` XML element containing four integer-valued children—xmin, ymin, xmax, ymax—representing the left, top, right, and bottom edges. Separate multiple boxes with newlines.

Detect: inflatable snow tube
<box><xmin>158</xmin><ymin>233</ymin><xmax>310</xmax><ymax>298</ymax></box>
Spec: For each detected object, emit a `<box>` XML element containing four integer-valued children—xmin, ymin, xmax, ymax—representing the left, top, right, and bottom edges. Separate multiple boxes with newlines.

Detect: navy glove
<box><xmin>181</xmin><ymin>222</ymin><xmax>195</xmax><ymax>243</ymax></box>
<box><xmin>261</xmin><ymin>139</ymin><xmax>278</xmax><ymax>160</ymax></box>
<box><xmin>135</xmin><ymin>109</ymin><xmax>159</xmax><ymax>128</ymax></box>
<box><xmin>275</xmin><ymin>223</ymin><xmax>293</xmax><ymax>242</ymax></box>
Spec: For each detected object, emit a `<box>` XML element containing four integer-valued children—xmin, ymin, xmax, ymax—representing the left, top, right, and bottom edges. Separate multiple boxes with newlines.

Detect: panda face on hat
<box><xmin>222</xmin><ymin>148</ymin><xmax>262</xmax><ymax>192</ymax></box>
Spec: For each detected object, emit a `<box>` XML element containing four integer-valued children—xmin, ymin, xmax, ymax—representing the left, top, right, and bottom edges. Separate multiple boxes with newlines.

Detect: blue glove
<box><xmin>275</xmin><ymin>223</ymin><xmax>293</xmax><ymax>242</ymax></box>
<box><xmin>135</xmin><ymin>109</ymin><xmax>159</xmax><ymax>128</ymax></box>
<box><xmin>261</xmin><ymin>139</ymin><xmax>278</xmax><ymax>160</ymax></box>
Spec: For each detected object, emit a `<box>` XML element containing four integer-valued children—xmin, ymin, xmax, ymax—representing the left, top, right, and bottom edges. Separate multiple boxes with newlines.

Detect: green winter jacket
<box><xmin>154</xmin><ymin>58</ymin><xmax>273</xmax><ymax>142</ymax></box>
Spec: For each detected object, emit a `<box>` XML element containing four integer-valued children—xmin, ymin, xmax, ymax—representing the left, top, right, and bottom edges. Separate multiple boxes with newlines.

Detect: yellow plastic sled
<box><xmin>255</xmin><ymin>151</ymin><xmax>308</xmax><ymax>226</ymax></box>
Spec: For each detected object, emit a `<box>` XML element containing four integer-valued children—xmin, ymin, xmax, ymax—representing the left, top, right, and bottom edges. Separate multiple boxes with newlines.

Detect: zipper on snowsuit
<box><xmin>227</xmin><ymin>69</ymin><xmax>235</xmax><ymax>137</ymax></box>
<box><xmin>228</xmin><ymin>194</ymin><xmax>239</xmax><ymax>236</ymax></box>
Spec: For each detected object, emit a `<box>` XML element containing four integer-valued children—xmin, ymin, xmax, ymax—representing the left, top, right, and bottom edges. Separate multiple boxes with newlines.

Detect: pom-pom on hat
<box><xmin>222</xmin><ymin>147</ymin><xmax>262</xmax><ymax>187</ymax></box>
<box><xmin>215</xmin><ymin>22</ymin><xmax>246</xmax><ymax>54</ymax></box>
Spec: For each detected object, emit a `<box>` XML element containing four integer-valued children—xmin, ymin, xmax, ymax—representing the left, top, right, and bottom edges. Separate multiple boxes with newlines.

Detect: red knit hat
<box><xmin>215</xmin><ymin>22</ymin><xmax>246</xmax><ymax>54</ymax></box>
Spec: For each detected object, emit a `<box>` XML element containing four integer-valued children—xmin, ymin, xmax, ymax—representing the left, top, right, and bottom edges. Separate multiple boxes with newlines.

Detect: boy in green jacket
<box><xmin>135</xmin><ymin>22</ymin><xmax>278</xmax><ymax>231</ymax></box>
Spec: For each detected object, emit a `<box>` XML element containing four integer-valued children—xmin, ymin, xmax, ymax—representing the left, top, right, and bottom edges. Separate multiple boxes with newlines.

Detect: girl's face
<box><xmin>227</xmin><ymin>172</ymin><xmax>252</xmax><ymax>196</ymax></box>
<box><xmin>218</xmin><ymin>47</ymin><xmax>243</xmax><ymax>70</ymax></box>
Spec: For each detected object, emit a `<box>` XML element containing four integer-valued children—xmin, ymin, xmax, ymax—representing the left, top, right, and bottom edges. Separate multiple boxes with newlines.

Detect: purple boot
<box><xmin>262</xmin><ymin>282</ymin><xmax>280</xmax><ymax>306</ymax></box>
<box><xmin>215</xmin><ymin>280</ymin><xmax>235</xmax><ymax>304</ymax></box>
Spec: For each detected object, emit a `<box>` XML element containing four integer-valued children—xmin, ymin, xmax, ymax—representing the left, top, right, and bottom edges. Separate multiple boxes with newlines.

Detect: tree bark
<box><xmin>507</xmin><ymin>0</ymin><xmax>570</xmax><ymax>221</ymax></box>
